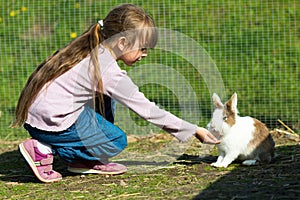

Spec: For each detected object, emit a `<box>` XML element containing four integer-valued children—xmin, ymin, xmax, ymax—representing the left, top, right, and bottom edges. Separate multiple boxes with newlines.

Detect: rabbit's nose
<box><xmin>210</xmin><ymin>122</ymin><xmax>216</xmax><ymax>129</ymax></box>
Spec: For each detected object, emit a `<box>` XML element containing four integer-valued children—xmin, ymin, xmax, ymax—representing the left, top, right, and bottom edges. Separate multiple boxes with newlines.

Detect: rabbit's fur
<box><xmin>207</xmin><ymin>93</ymin><xmax>275</xmax><ymax>168</ymax></box>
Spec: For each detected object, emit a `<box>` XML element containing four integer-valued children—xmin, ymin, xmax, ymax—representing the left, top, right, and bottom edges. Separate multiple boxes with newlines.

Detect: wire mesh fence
<box><xmin>0</xmin><ymin>0</ymin><xmax>299</xmax><ymax>140</ymax></box>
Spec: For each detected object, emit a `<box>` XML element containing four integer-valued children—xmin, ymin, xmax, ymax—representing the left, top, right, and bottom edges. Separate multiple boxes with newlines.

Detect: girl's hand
<box><xmin>195</xmin><ymin>127</ymin><xmax>221</xmax><ymax>144</ymax></box>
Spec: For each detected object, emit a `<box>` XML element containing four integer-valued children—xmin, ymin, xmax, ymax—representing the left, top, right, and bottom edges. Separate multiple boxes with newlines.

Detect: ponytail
<box><xmin>12</xmin><ymin>23</ymin><xmax>105</xmax><ymax>127</ymax></box>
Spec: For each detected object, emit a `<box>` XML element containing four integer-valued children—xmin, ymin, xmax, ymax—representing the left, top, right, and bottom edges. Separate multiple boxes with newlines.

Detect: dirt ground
<box><xmin>0</xmin><ymin>129</ymin><xmax>299</xmax><ymax>199</ymax></box>
<box><xmin>122</xmin><ymin>129</ymin><xmax>300</xmax><ymax>199</ymax></box>
<box><xmin>193</xmin><ymin>130</ymin><xmax>300</xmax><ymax>199</ymax></box>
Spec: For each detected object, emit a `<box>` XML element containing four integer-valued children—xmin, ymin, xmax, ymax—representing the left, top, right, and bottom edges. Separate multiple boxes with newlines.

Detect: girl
<box><xmin>13</xmin><ymin>4</ymin><xmax>220</xmax><ymax>183</ymax></box>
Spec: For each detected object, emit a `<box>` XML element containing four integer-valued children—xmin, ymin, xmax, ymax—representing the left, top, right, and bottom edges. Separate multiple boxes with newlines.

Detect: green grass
<box><xmin>0</xmin><ymin>140</ymin><xmax>218</xmax><ymax>199</ymax></box>
<box><xmin>0</xmin><ymin>137</ymin><xmax>299</xmax><ymax>199</ymax></box>
<box><xmin>0</xmin><ymin>0</ymin><xmax>299</xmax><ymax>140</ymax></box>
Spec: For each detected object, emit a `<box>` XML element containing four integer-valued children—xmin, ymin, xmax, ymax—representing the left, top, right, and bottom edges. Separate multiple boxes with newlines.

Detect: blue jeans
<box><xmin>25</xmin><ymin>97</ymin><xmax>127</xmax><ymax>163</ymax></box>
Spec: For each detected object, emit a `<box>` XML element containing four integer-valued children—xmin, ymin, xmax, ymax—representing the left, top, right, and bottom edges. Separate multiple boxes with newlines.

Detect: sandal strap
<box><xmin>34</xmin><ymin>156</ymin><xmax>53</xmax><ymax>166</ymax></box>
<box><xmin>41</xmin><ymin>165</ymin><xmax>53</xmax><ymax>173</ymax></box>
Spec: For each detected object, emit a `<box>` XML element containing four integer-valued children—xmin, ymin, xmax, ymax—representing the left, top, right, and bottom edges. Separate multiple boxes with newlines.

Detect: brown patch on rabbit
<box><xmin>248</xmin><ymin>118</ymin><xmax>275</xmax><ymax>163</ymax></box>
<box><xmin>224</xmin><ymin>101</ymin><xmax>236</xmax><ymax>127</ymax></box>
<box><xmin>223</xmin><ymin>93</ymin><xmax>238</xmax><ymax>127</ymax></box>
<box><xmin>248</xmin><ymin>119</ymin><xmax>270</xmax><ymax>148</ymax></box>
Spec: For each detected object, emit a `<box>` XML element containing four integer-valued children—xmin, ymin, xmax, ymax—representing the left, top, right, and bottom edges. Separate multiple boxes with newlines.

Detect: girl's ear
<box><xmin>116</xmin><ymin>37</ymin><xmax>127</xmax><ymax>51</ymax></box>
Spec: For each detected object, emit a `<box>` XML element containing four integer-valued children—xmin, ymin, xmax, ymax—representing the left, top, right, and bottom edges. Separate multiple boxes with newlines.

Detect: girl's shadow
<box><xmin>175</xmin><ymin>153</ymin><xmax>217</xmax><ymax>165</ymax></box>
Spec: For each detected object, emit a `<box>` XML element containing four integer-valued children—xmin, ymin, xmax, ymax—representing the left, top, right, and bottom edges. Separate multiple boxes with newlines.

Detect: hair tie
<box><xmin>98</xmin><ymin>20</ymin><xmax>104</xmax><ymax>29</ymax></box>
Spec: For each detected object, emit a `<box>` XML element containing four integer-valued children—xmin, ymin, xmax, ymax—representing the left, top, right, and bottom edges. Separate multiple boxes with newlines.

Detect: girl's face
<box><xmin>119</xmin><ymin>47</ymin><xmax>147</xmax><ymax>66</ymax></box>
<box><xmin>118</xmin><ymin>41</ymin><xmax>148</xmax><ymax>66</ymax></box>
<box><xmin>112</xmin><ymin>37</ymin><xmax>148</xmax><ymax>66</ymax></box>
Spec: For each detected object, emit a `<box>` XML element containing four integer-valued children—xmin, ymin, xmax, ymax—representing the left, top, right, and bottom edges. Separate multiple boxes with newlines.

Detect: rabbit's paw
<box><xmin>242</xmin><ymin>159</ymin><xmax>257</xmax><ymax>166</ymax></box>
<box><xmin>211</xmin><ymin>162</ymin><xmax>223</xmax><ymax>168</ymax></box>
<box><xmin>211</xmin><ymin>162</ymin><xmax>229</xmax><ymax>168</ymax></box>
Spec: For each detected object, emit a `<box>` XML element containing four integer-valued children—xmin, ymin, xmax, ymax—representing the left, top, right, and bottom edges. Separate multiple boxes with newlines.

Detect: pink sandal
<box><xmin>68</xmin><ymin>160</ymin><xmax>127</xmax><ymax>175</ymax></box>
<box><xmin>19</xmin><ymin>139</ymin><xmax>62</xmax><ymax>183</ymax></box>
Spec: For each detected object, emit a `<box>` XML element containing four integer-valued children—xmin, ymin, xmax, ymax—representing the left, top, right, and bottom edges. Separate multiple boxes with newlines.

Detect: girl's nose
<box><xmin>141</xmin><ymin>52</ymin><xmax>147</xmax><ymax>58</ymax></box>
<box><xmin>141</xmin><ymin>48</ymin><xmax>147</xmax><ymax>58</ymax></box>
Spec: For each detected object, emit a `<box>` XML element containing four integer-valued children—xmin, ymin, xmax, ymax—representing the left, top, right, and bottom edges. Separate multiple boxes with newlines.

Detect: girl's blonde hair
<box><xmin>12</xmin><ymin>4</ymin><xmax>157</xmax><ymax>127</ymax></box>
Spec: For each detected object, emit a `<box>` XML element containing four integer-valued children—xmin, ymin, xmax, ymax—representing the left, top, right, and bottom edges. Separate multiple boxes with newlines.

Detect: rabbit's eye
<box><xmin>223</xmin><ymin>116</ymin><xmax>228</xmax><ymax>121</ymax></box>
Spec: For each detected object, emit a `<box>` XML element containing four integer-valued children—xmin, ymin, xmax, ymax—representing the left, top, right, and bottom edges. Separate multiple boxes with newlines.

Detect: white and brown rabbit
<box><xmin>207</xmin><ymin>92</ymin><xmax>275</xmax><ymax>168</ymax></box>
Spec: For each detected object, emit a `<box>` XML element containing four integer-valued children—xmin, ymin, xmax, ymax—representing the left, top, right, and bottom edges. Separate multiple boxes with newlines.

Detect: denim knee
<box><xmin>116</xmin><ymin>130</ymin><xmax>128</xmax><ymax>150</ymax></box>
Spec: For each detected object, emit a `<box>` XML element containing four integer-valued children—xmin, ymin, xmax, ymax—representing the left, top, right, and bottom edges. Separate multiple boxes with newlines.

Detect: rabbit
<box><xmin>207</xmin><ymin>92</ymin><xmax>275</xmax><ymax>168</ymax></box>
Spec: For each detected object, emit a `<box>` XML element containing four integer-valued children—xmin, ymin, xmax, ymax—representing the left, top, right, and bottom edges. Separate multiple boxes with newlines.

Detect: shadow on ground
<box><xmin>191</xmin><ymin>144</ymin><xmax>300</xmax><ymax>199</ymax></box>
<box><xmin>0</xmin><ymin>147</ymin><xmax>71</xmax><ymax>183</ymax></box>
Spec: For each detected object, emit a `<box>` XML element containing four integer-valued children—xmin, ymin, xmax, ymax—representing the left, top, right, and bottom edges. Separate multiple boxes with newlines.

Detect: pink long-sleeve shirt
<box><xmin>27</xmin><ymin>46</ymin><xmax>197</xmax><ymax>142</ymax></box>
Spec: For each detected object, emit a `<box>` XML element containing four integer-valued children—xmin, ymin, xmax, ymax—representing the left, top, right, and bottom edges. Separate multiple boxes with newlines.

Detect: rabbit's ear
<box><xmin>227</xmin><ymin>92</ymin><xmax>238</xmax><ymax>112</ymax></box>
<box><xmin>212</xmin><ymin>93</ymin><xmax>223</xmax><ymax>109</ymax></box>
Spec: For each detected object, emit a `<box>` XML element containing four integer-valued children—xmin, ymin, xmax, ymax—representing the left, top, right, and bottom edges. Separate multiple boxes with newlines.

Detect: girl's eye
<box><xmin>141</xmin><ymin>47</ymin><xmax>147</xmax><ymax>52</ymax></box>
